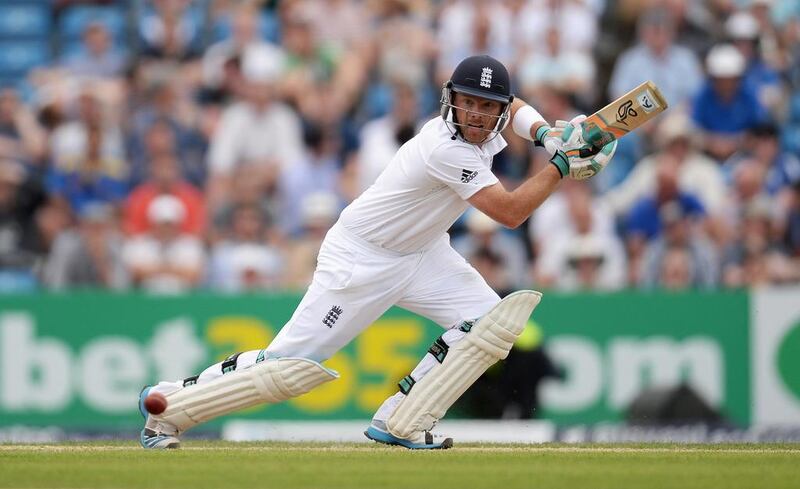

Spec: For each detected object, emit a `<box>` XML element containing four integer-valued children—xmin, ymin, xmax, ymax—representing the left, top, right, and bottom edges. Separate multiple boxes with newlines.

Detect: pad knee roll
<box><xmin>387</xmin><ymin>290</ymin><xmax>542</xmax><ymax>439</ymax></box>
<box><xmin>153</xmin><ymin>357</ymin><xmax>338</xmax><ymax>433</ymax></box>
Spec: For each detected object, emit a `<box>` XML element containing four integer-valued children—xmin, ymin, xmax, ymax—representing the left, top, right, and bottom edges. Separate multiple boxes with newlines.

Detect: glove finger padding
<box><xmin>560</xmin><ymin>115</ymin><xmax>608</xmax><ymax>160</ymax></box>
<box><xmin>541</xmin><ymin>116</ymin><xmax>583</xmax><ymax>157</ymax></box>
<box><xmin>569</xmin><ymin>139</ymin><xmax>618</xmax><ymax>180</ymax></box>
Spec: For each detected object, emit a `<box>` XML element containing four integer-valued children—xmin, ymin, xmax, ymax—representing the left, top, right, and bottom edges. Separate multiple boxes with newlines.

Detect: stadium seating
<box><xmin>0</xmin><ymin>2</ymin><xmax>51</xmax><ymax>39</ymax></box>
<box><xmin>0</xmin><ymin>2</ymin><xmax>52</xmax><ymax>85</ymax></box>
<box><xmin>0</xmin><ymin>39</ymin><xmax>50</xmax><ymax>77</ymax></box>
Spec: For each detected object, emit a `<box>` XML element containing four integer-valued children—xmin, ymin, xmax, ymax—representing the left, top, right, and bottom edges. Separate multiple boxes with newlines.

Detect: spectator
<box><xmin>515</xmin><ymin>0</ymin><xmax>599</xmax><ymax>60</ymax></box>
<box><xmin>49</xmin><ymin>91</ymin><xmax>127</xmax><ymax>179</ymax></box>
<box><xmin>210</xmin><ymin>164</ymin><xmax>279</xmax><ymax>242</ymax></box>
<box><xmin>0</xmin><ymin>90</ymin><xmax>47</xmax><ymax>165</ymax></box>
<box><xmin>122</xmin><ymin>195</ymin><xmax>205</xmax><ymax>293</ymax></box>
<box><xmin>206</xmin><ymin>46</ymin><xmax>303</xmax><ymax>211</ymax></box>
<box><xmin>124</xmin><ymin>152</ymin><xmax>205</xmax><ymax>237</ymax></box>
<box><xmin>278</xmin><ymin>124</ymin><xmax>343</xmax><ymax>237</ymax></box>
<box><xmin>208</xmin><ymin>203</ymin><xmax>282</xmax><ymax>292</ymax></box>
<box><xmin>657</xmin><ymin>246</ymin><xmax>695</xmax><ymax>290</ymax></box>
<box><xmin>46</xmin><ymin>124</ymin><xmax>128</xmax><ymax>214</ymax></box>
<box><xmin>608</xmin><ymin>7</ymin><xmax>703</xmax><ymax>109</ymax></box>
<box><xmin>721</xmin><ymin>197</ymin><xmax>794</xmax><ymax>287</ymax></box>
<box><xmin>350</xmin><ymin>81</ymin><xmax>420</xmax><ymax>196</ymax></box>
<box><xmin>640</xmin><ymin>201</ymin><xmax>719</xmax><ymax>289</ymax></box>
<box><xmin>0</xmin><ymin>160</ymin><xmax>48</xmax><ymax>289</ymax></box>
<box><xmin>529</xmin><ymin>180</ymin><xmax>616</xmax><ymax>267</ymax></box>
<box><xmin>436</xmin><ymin>0</ymin><xmax>514</xmax><ymax>82</ymax></box>
<box><xmin>202</xmin><ymin>4</ymin><xmax>286</xmax><ymax>101</ymax></box>
<box><xmin>625</xmin><ymin>157</ymin><xmax>707</xmax><ymax>242</ymax></box>
<box><xmin>561</xmin><ymin>236</ymin><xmax>623</xmax><ymax>291</ymax></box>
<box><xmin>138</xmin><ymin>0</ymin><xmax>202</xmax><ymax>61</ymax></box>
<box><xmin>63</xmin><ymin>22</ymin><xmax>127</xmax><ymax>79</ymax></box>
<box><xmin>292</xmin><ymin>0</ymin><xmax>371</xmax><ymax>53</ymax></box>
<box><xmin>725</xmin><ymin>10</ymin><xmax>783</xmax><ymax>113</ymax></box>
<box><xmin>371</xmin><ymin>0</ymin><xmax>436</xmax><ymax>97</ymax></box>
<box><xmin>0</xmin><ymin>2</ymin><xmax>797</xmax><ymax>294</ymax></box>
<box><xmin>625</xmin><ymin>157</ymin><xmax>706</xmax><ymax>283</ymax></box>
<box><xmin>517</xmin><ymin>25</ymin><xmax>596</xmax><ymax>105</ymax></box>
<box><xmin>44</xmin><ymin>202</ymin><xmax>128</xmax><ymax>290</ymax></box>
<box><xmin>279</xmin><ymin>5</ymin><xmax>365</xmax><ymax>124</ymax></box>
<box><xmin>692</xmin><ymin>44</ymin><xmax>768</xmax><ymax>161</ymax></box>
<box><xmin>130</xmin><ymin>119</ymin><xmax>205</xmax><ymax>188</ymax></box>
<box><xmin>723</xmin><ymin>123</ymin><xmax>800</xmax><ymax>197</ymax></box>
<box><xmin>453</xmin><ymin>209</ymin><xmax>529</xmax><ymax>292</ymax></box>
<box><xmin>128</xmin><ymin>80</ymin><xmax>207</xmax><ymax>187</ymax></box>
<box><xmin>723</xmin><ymin>159</ymin><xmax>771</xmax><ymax>226</ymax></box>
<box><xmin>604</xmin><ymin>111</ymin><xmax>727</xmax><ymax>234</ymax></box>
<box><xmin>283</xmin><ymin>192</ymin><xmax>340</xmax><ymax>290</ymax></box>
<box><xmin>535</xmin><ymin>186</ymin><xmax>626</xmax><ymax>291</ymax></box>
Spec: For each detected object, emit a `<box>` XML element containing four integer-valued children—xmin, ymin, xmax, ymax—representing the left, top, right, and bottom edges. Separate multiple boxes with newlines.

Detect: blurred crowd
<box><xmin>1</xmin><ymin>0</ymin><xmax>799</xmax><ymax>294</ymax></box>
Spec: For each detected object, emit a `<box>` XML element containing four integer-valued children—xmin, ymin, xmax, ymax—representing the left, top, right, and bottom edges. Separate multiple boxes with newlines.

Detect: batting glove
<box><xmin>548</xmin><ymin>115</ymin><xmax>617</xmax><ymax>180</ymax></box>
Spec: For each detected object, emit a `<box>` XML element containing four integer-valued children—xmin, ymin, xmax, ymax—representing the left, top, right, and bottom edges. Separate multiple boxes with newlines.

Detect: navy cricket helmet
<box><xmin>440</xmin><ymin>55</ymin><xmax>514</xmax><ymax>142</ymax></box>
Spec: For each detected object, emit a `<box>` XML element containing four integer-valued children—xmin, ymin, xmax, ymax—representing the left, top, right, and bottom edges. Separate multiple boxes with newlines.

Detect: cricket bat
<box><xmin>578</xmin><ymin>81</ymin><xmax>668</xmax><ymax>157</ymax></box>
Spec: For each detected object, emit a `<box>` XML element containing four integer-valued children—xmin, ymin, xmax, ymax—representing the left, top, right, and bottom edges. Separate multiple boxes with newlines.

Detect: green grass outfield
<box><xmin>1</xmin><ymin>442</ymin><xmax>798</xmax><ymax>489</ymax></box>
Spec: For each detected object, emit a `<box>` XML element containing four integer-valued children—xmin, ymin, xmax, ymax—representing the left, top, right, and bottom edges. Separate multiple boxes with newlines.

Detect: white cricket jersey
<box><xmin>339</xmin><ymin>117</ymin><xmax>506</xmax><ymax>254</ymax></box>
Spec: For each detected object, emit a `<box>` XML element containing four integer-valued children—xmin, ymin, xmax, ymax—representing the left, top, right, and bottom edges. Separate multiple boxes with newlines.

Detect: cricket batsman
<box><xmin>138</xmin><ymin>55</ymin><xmax>617</xmax><ymax>449</ymax></box>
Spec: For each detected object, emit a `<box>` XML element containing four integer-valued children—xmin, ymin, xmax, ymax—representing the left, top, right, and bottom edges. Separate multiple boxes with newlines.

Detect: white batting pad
<box><xmin>154</xmin><ymin>358</ymin><xmax>338</xmax><ymax>432</ymax></box>
<box><xmin>387</xmin><ymin>290</ymin><xmax>542</xmax><ymax>439</ymax></box>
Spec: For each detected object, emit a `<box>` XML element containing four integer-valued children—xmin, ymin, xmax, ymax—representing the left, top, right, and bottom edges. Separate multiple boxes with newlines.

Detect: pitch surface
<box><xmin>1</xmin><ymin>442</ymin><xmax>797</xmax><ymax>489</ymax></box>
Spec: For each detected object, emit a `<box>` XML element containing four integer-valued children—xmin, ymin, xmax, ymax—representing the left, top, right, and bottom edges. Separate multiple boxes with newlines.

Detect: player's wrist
<box><xmin>549</xmin><ymin>150</ymin><xmax>569</xmax><ymax>178</ymax></box>
<box><xmin>534</xmin><ymin>124</ymin><xmax>550</xmax><ymax>145</ymax></box>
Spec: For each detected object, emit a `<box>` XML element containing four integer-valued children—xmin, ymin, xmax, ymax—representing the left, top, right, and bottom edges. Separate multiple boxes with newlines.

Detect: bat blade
<box><xmin>580</xmin><ymin>81</ymin><xmax>668</xmax><ymax>154</ymax></box>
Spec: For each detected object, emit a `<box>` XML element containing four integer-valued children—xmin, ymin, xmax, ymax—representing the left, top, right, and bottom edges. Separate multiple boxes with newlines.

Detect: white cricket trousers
<box><xmin>266</xmin><ymin>221</ymin><xmax>501</xmax><ymax>361</ymax></box>
<box><xmin>150</xmin><ymin>221</ymin><xmax>501</xmax><ymax>424</ymax></box>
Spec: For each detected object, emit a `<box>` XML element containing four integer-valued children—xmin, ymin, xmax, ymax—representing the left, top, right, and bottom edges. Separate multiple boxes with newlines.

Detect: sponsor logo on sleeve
<box><xmin>461</xmin><ymin>169</ymin><xmax>478</xmax><ymax>183</ymax></box>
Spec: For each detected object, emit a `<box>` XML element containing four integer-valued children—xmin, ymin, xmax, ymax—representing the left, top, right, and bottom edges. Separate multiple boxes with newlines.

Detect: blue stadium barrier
<box><xmin>0</xmin><ymin>2</ymin><xmax>50</xmax><ymax>39</ymax></box>
<box><xmin>0</xmin><ymin>40</ymin><xmax>51</xmax><ymax>77</ymax></box>
<box><xmin>782</xmin><ymin>125</ymin><xmax>800</xmax><ymax>156</ymax></box>
<box><xmin>790</xmin><ymin>92</ymin><xmax>800</xmax><ymax>123</ymax></box>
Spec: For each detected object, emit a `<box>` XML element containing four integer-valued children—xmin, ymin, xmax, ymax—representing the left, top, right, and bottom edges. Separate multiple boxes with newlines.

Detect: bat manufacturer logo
<box><xmin>616</xmin><ymin>100</ymin><xmax>638</xmax><ymax>126</ymax></box>
<box><xmin>637</xmin><ymin>90</ymin><xmax>659</xmax><ymax>113</ymax></box>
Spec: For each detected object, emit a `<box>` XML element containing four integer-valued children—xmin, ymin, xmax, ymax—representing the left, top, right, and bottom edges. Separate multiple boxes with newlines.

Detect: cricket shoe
<box><xmin>364</xmin><ymin>420</ymin><xmax>453</xmax><ymax>449</ymax></box>
<box><xmin>138</xmin><ymin>386</ymin><xmax>181</xmax><ymax>450</ymax></box>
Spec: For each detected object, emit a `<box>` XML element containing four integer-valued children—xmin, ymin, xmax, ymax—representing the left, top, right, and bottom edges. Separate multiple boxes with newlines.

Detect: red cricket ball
<box><xmin>143</xmin><ymin>392</ymin><xmax>168</xmax><ymax>415</ymax></box>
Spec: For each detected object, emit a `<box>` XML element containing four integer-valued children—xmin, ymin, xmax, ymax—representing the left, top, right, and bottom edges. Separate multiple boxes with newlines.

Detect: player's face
<box><xmin>452</xmin><ymin>92</ymin><xmax>502</xmax><ymax>144</ymax></box>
